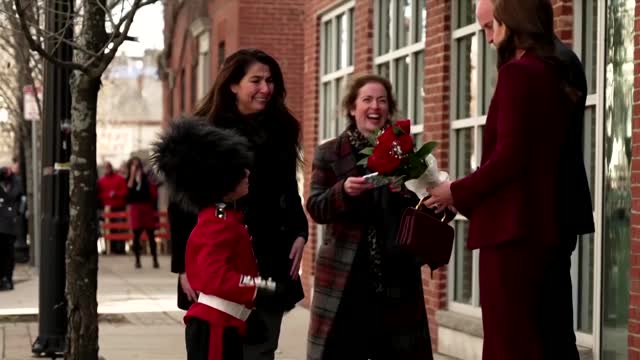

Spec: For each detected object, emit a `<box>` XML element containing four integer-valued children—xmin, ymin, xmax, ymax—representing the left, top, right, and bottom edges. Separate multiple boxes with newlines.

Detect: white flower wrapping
<box><xmin>404</xmin><ymin>154</ymin><xmax>450</xmax><ymax>200</ymax></box>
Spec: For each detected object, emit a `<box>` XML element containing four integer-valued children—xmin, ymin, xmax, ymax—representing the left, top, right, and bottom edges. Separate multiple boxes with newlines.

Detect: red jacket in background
<box><xmin>184</xmin><ymin>206</ymin><xmax>259</xmax><ymax>360</ymax></box>
<box><xmin>97</xmin><ymin>173</ymin><xmax>128</xmax><ymax>209</ymax></box>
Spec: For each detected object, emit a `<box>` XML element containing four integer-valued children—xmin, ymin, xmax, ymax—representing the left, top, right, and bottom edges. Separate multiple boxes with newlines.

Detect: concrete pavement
<box><xmin>0</xmin><ymin>255</ymin><xmax>309</xmax><ymax>360</ymax></box>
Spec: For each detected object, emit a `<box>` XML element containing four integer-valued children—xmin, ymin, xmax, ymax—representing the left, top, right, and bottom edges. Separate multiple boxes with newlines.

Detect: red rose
<box><xmin>367</xmin><ymin>124</ymin><xmax>414</xmax><ymax>175</ymax></box>
<box><xmin>395</xmin><ymin>119</ymin><xmax>411</xmax><ymax>135</ymax></box>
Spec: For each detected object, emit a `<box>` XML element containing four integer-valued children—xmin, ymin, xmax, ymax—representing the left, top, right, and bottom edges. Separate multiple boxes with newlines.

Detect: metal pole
<box><xmin>31</xmin><ymin>0</ymin><xmax>72</xmax><ymax>356</ymax></box>
<box><xmin>31</xmin><ymin>121</ymin><xmax>40</xmax><ymax>268</ymax></box>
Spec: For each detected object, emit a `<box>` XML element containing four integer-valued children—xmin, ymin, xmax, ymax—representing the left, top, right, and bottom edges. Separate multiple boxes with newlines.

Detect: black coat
<box><xmin>555</xmin><ymin>38</ymin><xmax>595</xmax><ymax>246</ymax></box>
<box><xmin>0</xmin><ymin>174</ymin><xmax>22</xmax><ymax>236</ymax></box>
<box><xmin>169</xmin><ymin>111</ymin><xmax>308</xmax><ymax>311</ymax></box>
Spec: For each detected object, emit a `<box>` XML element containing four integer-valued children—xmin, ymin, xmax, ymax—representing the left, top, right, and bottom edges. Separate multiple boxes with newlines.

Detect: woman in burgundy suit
<box><xmin>426</xmin><ymin>0</ymin><xmax>581</xmax><ymax>358</ymax></box>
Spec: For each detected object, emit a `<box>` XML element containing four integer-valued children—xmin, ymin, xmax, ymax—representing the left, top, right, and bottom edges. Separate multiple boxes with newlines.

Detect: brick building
<box><xmin>163</xmin><ymin>1</ymin><xmax>638</xmax><ymax>359</ymax></box>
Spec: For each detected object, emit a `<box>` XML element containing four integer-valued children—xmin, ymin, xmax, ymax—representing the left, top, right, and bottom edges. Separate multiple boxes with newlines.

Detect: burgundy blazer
<box><xmin>451</xmin><ymin>52</ymin><xmax>573</xmax><ymax>250</ymax></box>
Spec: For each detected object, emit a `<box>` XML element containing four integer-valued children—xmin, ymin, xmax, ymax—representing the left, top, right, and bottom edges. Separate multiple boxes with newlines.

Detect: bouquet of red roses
<box><xmin>358</xmin><ymin>119</ymin><xmax>447</xmax><ymax>198</ymax></box>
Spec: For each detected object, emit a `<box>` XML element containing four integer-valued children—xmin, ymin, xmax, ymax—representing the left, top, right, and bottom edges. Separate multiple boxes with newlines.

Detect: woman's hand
<box><xmin>179</xmin><ymin>273</ymin><xmax>198</xmax><ymax>302</ymax></box>
<box><xmin>423</xmin><ymin>181</ymin><xmax>454</xmax><ymax>213</ymax></box>
<box><xmin>343</xmin><ymin>177</ymin><xmax>373</xmax><ymax>197</ymax></box>
<box><xmin>289</xmin><ymin>237</ymin><xmax>306</xmax><ymax>279</ymax></box>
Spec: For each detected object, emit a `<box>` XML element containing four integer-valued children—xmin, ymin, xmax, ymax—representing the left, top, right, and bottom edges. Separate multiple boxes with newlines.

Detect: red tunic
<box><xmin>184</xmin><ymin>206</ymin><xmax>259</xmax><ymax>360</ymax></box>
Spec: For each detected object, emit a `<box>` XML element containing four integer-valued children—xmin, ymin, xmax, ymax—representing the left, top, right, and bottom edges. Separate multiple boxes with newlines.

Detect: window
<box><xmin>196</xmin><ymin>32</ymin><xmax>211</xmax><ymax>102</ymax></box>
<box><xmin>319</xmin><ymin>1</ymin><xmax>355</xmax><ymax>142</ymax></box>
<box><xmin>374</xmin><ymin>0</ymin><xmax>427</xmax><ymax>143</ymax></box>
<box><xmin>448</xmin><ymin>1</ymin><xmax>498</xmax><ymax>314</ymax></box>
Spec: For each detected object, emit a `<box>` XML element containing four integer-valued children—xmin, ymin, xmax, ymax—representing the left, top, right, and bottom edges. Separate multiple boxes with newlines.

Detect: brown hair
<box><xmin>493</xmin><ymin>0</ymin><xmax>579</xmax><ymax>101</ymax></box>
<box><xmin>341</xmin><ymin>74</ymin><xmax>397</xmax><ymax>129</ymax></box>
<box><xmin>194</xmin><ymin>48</ymin><xmax>289</xmax><ymax>121</ymax></box>
<box><xmin>493</xmin><ymin>0</ymin><xmax>555</xmax><ymax>67</ymax></box>
<box><xmin>193</xmin><ymin>48</ymin><xmax>301</xmax><ymax>165</ymax></box>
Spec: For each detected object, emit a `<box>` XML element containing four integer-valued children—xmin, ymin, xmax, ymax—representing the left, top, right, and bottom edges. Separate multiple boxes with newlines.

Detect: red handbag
<box><xmin>396</xmin><ymin>198</ymin><xmax>456</xmax><ymax>274</ymax></box>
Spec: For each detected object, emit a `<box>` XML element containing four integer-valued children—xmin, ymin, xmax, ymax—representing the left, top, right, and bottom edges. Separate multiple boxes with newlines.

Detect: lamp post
<box><xmin>31</xmin><ymin>0</ymin><xmax>72</xmax><ymax>356</ymax></box>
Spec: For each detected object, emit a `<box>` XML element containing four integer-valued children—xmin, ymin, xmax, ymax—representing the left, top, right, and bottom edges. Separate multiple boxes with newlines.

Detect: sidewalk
<box><xmin>0</xmin><ymin>255</ymin><xmax>308</xmax><ymax>360</ymax></box>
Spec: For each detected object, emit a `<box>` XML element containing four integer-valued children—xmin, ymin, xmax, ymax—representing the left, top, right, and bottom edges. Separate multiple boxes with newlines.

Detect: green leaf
<box><xmin>357</xmin><ymin>157</ymin><xmax>369</xmax><ymax>166</ymax></box>
<box><xmin>414</xmin><ymin>141</ymin><xmax>438</xmax><ymax>159</ymax></box>
<box><xmin>393</xmin><ymin>126</ymin><xmax>404</xmax><ymax>136</ymax></box>
<box><xmin>359</xmin><ymin>147</ymin><xmax>374</xmax><ymax>156</ymax></box>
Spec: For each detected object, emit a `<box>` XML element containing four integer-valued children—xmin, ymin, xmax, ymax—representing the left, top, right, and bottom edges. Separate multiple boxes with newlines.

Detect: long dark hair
<box><xmin>193</xmin><ymin>48</ymin><xmax>301</xmax><ymax>165</ymax></box>
<box><xmin>492</xmin><ymin>0</ymin><xmax>580</xmax><ymax>101</ymax></box>
<box><xmin>341</xmin><ymin>74</ymin><xmax>397</xmax><ymax>129</ymax></box>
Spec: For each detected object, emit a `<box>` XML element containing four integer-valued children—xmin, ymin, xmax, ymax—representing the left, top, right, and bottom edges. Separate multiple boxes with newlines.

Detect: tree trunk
<box><xmin>65</xmin><ymin>71</ymin><xmax>100</xmax><ymax>360</ymax></box>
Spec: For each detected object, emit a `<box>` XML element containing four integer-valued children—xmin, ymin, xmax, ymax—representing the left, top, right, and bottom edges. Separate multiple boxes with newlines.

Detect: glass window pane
<box><xmin>456</xmin><ymin>34</ymin><xmax>478</xmax><ymax>118</ymax></box>
<box><xmin>396</xmin><ymin>0</ymin><xmax>411</xmax><ymax>49</ymax></box>
<box><xmin>336</xmin><ymin>77</ymin><xmax>347</xmax><ymax>132</ymax></box>
<box><xmin>482</xmin><ymin>35</ymin><xmax>498</xmax><ymax>114</ymax></box>
<box><xmin>394</xmin><ymin>56</ymin><xmax>410</xmax><ymax>118</ymax></box>
<box><xmin>602</xmin><ymin>0</ymin><xmax>632</xmax><ymax>357</ymax></box>
<box><xmin>456</xmin><ymin>127</ymin><xmax>474</xmax><ymax>177</ymax></box>
<box><xmin>413</xmin><ymin>51</ymin><xmax>424</xmax><ymax>126</ymax></box>
<box><xmin>349</xmin><ymin>8</ymin><xmax>355</xmax><ymax>66</ymax></box>
<box><xmin>322</xmin><ymin>82</ymin><xmax>336</xmax><ymax>139</ymax></box>
<box><xmin>454</xmin><ymin>220</ymin><xmax>472</xmax><ymax>304</ymax></box>
<box><xmin>337</xmin><ymin>14</ymin><xmax>349</xmax><ymax>70</ymax></box>
<box><xmin>377</xmin><ymin>63</ymin><xmax>390</xmax><ymax>79</ymax></box>
<box><xmin>583</xmin><ymin>107</ymin><xmax>596</xmax><ymax>205</ymax></box>
<box><xmin>378</xmin><ymin>0</ymin><xmax>391</xmax><ymax>55</ymax></box>
<box><xmin>413</xmin><ymin>133</ymin><xmax>424</xmax><ymax>147</ymax></box>
<box><xmin>457</xmin><ymin>0</ymin><xmax>476</xmax><ymax>28</ymax></box>
<box><xmin>582</xmin><ymin>0</ymin><xmax>597</xmax><ymax>94</ymax></box>
<box><xmin>415</xmin><ymin>0</ymin><xmax>426</xmax><ymax>43</ymax></box>
<box><xmin>577</xmin><ymin>233</ymin><xmax>594</xmax><ymax>333</ymax></box>
<box><xmin>322</xmin><ymin>21</ymin><xmax>333</xmax><ymax>74</ymax></box>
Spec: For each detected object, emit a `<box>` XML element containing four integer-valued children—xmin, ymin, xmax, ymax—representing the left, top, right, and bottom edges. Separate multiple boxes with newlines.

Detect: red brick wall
<box><xmin>630</xmin><ymin>1</ymin><xmax>640</xmax><ymax>357</ymax></box>
<box><xmin>422</xmin><ymin>0</ymin><xmax>451</xmax><ymax>350</ymax></box>
<box><xmin>552</xmin><ymin>0</ymin><xmax>574</xmax><ymax>44</ymax></box>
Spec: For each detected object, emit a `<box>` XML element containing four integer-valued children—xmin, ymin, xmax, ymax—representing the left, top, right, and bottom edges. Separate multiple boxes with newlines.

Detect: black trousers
<box><xmin>185</xmin><ymin>318</ymin><xmax>243</xmax><ymax>360</ymax></box>
<box><xmin>0</xmin><ymin>233</ymin><xmax>16</xmax><ymax>280</ymax></box>
<box><xmin>538</xmin><ymin>239</ymin><xmax>580</xmax><ymax>360</ymax></box>
<box><xmin>132</xmin><ymin>228</ymin><xmax>157</xmax><ymax>260</ymax></box>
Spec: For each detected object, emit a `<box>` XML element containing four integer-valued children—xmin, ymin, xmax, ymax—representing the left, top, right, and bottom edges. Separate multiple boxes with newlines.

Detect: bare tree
<box><xmin>0</xmin><ymin>0</ymin><xmax>43</xmax><ymax>260</ymax></box>
<box><xmin>8</xmin><ymin>0</ymin><xmax>159</xmax><ymax>358</ymax></box>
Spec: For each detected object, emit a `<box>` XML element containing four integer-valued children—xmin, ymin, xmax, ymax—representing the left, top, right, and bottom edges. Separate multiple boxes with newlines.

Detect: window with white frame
<box><xmin>374</xmin><ymin>0</ymin><xmax>426</xmax><ymax>145</ymax></box>
<box><xmin>448</xmin><ymin>1</ymin><xmax>498</xmax><ymax>314</ymax></box>
<box><xmin>196</xmin><ymin>32</ymin><xmax>211</xmax><ymax>102</ymax></box>
<box><xmin>319</xmin><ymin>1</ymin><xmax>355</xmax><ymax>142</ymax></box>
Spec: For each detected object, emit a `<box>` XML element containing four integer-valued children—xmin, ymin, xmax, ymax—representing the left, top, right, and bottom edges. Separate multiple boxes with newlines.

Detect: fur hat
<box><xmin>150</xmin><ymin>117</ymin><xmax>252</xmax><ymax>211</ymax></box>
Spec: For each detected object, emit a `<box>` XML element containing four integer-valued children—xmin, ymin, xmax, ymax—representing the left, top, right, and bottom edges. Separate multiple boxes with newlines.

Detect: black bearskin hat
<box><xmin>150</xmin><ymin>117</ymin><xmax>252</xmax><ymax>211</ymax></box>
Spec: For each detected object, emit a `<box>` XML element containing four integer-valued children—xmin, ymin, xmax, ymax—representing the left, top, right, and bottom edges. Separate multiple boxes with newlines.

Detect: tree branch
<box><xmin>13</xmin><ymin>0</ymin><xmax>86</xmax><ymax>71</ymax></box>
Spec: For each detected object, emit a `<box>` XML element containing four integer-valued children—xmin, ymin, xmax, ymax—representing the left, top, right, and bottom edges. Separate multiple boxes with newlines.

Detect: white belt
<box><xmin>197</xmin><ymin>293</ymin><xmax>252</xmax><ymax>321</ymax></box>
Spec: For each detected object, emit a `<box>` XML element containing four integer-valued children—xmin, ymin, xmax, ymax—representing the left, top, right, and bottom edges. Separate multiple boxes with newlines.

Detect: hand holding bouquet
<box><xmin>358</xmin><ymin>119</ymin><xmax>449</xmax><ymax>199</ymax></box>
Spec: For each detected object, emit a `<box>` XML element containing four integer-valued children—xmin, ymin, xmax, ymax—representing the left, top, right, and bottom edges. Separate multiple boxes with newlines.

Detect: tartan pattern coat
<box><xmin>305</xmin><ymin>131</ymin><xmax>433</xmax><ymax>360</ymax></box>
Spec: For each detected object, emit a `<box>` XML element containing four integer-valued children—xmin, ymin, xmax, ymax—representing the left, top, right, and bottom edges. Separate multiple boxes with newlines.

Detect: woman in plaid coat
<box><xmin>306</xmin><ymin>75</ymin><xmax>433</xmax><ymax>360</ymax></box>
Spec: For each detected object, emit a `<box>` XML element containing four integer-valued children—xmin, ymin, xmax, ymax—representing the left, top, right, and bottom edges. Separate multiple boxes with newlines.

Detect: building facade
<box><xmin>163</xmin><ymin>1</ymin><xmax>639</xmax><ymax>359</ymax></box>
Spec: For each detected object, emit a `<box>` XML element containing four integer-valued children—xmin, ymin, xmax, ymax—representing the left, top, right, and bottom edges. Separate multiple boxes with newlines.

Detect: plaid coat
<box><xmin>306</xmin><ymin>132</ymin><xmax>433</xmax><ymax>360</ymax></box>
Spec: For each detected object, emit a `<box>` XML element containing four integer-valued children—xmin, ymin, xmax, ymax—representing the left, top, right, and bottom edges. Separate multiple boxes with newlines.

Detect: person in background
<box><xmin>126</xmin><ymin>157</ymin><xmax>159</xmax><ymax>269</ymax></box>
<box><xmin>98</xmin><ymin>161</ymin><xmax>129</xmax><ymax>254</ymax></box>
<box><xmin>306</xmin><ymin>74</ymin><xmax>433</xmax><ymax>359</ymax></box>
<box><xmin>0</xmin><ymin>166</ymin><xmax>23</xmax><ymax>291</ymax></box>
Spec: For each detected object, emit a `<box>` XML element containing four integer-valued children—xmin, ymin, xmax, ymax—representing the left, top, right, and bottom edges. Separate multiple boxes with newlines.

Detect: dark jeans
<box><xmin>242</xmin><ymin>308</ymin><xmax>284</xmax><ymax>360</ymax></box>
<box><xmin>132</xmin><ymin>228</ymin><xmax>157</xmax><ymax>261</ymax></box>
<box><xmin>539</xmin><ymin>239</ymin><xmax>580</xmax><ymax>360</ymax></box>
<box><xmin>186</xmin><ymin>318</ymin><xmax>243</xmax><ymax>360</ymax></box>
<box><xmin>0</xmin><ymin>233</ymin><xmax>16</xmax><ymax>280</ymax></box>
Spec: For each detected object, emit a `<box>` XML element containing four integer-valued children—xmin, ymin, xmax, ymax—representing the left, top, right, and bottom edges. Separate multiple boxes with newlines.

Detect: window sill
<box><xmin>436</xmin><ymin>309</ymin><xmax>483</xmax><ymax>338</ymax></box>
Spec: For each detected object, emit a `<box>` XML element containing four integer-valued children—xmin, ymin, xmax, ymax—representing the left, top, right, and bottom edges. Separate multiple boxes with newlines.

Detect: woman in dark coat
<box><xmin>306</xmin><ymin>74</ymin><xmax>432</xmax><ymax>360</ymax></box>
<box><xmin>170</xmin><ymin>48</ymin><xmax>308</xmax><ymax>360</ymax></box>
<box><xmin>126</xmin><ymin>156</ymin><xmax>159</xmax><ymax>269</ymax></box>
<box><xmin>425</xmin><ymin>0</ymin><xmax>581</xmax><ymax>358</ymax></box>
